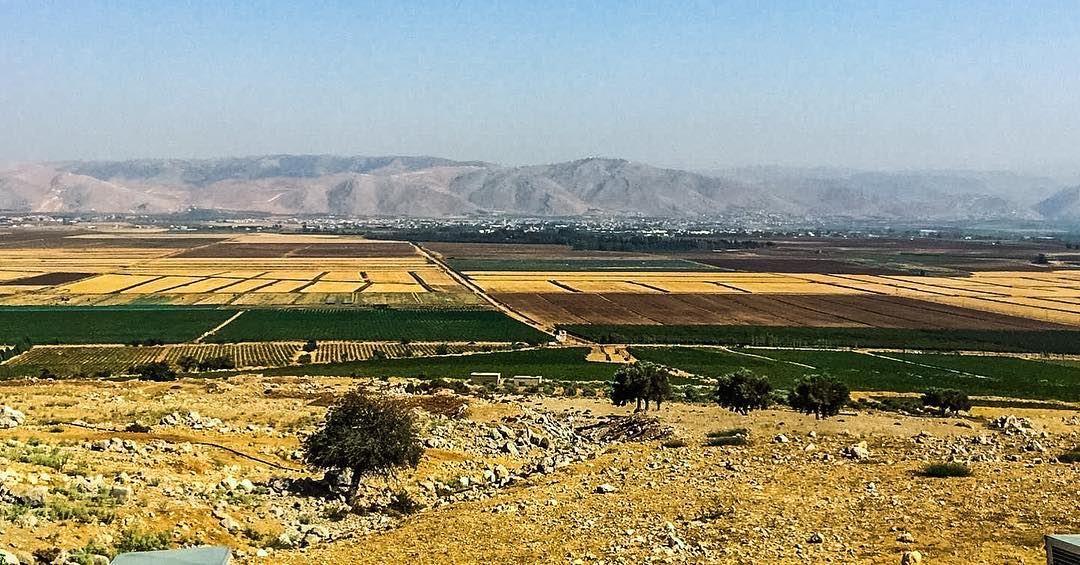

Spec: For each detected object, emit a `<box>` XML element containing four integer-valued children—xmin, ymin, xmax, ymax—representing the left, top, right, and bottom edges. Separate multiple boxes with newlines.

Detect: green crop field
<box><xmin>207</xmin><ymin>309</ymin><xmax>550</xmax><ymax>344</ymax></box>
<box><xmin>565</xmin><ymin>325</ymin><xmax>1080</xmax><ymax>354</ymax></box>
<box><xmin>450</xmin><ymin>258</ymin><xmax>716</xmax><ymax>272</ymax></box>
<box><xmin>254</xmin><ymin>347</ymin><xmax>620</xmax><ymax>381</ymax></box>
<box><xmin>0</xmin><ymin>307</ymin><xmax>231</xmax><ymax>345</ymax></box>
<box><xmin>632</xmin><ymin>346</ymin><xmax>1080</xmax><ymax>401</ymax></box>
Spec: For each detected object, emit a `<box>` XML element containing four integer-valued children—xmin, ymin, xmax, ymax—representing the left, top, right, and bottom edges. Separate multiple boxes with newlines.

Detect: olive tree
<box><xmin>788</xmin><ymin>374</ymin><xmax>849</xmax><ymax>419</ymax></box>
<box><xmin>303</xmin><ymin>389</ymin><xmax>423</xmax><ymax>501</ymax></box>
<box><xmin>611</xmin><ymin>362</ymin><xmax>673</xmax><ymax>412</ymax></box>
<box><xmin>713</xmin><ymin>369</ymin><xmax>773</xmax><ymax>415</ymax></box>
<box><xmin>921</xmin><ymin>388</ymin><xmax>971</xmax><ymax>416</ymax></box>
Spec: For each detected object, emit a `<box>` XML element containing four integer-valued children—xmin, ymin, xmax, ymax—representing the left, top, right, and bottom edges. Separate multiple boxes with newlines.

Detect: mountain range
<box><xmin>0</xmin><ymin>155</ymin><xmax>1074</xmax><ymax>222</ymax></box>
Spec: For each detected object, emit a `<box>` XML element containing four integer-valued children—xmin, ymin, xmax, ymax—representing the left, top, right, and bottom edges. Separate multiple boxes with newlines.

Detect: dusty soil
<box><xmin>1</xmin><ymin>377</ymin><xmax>1078</xmax><ymax>564</ymax></box>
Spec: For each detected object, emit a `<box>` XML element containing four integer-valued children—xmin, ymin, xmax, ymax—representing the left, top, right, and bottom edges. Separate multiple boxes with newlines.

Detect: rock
<box><xmin>989</xmin><ymin>415</ymin><xmax>1034</xmax><ymax>435</ymax></box>
<box><xmin>843</xmin><ymin>441</ymin><xmax>871</xmax><ymax>460</ymax></box>
<box><xmin>897</xmin><ymin>532</ymin><xmax>915</xmax><ymax>543</ymax></box>
<box><xmin>808</xmin><ymin>532</ymin><xmax>824</xmax><ymax>544</ymax></box>
<box><xmin>0</xmin><ymin>483</ymin><xmax>48</xmax><ymax>507</ymax></box>
<box><xmin>0</xmin><ymin>550</ymin><xmax>18</xmax><ymax>565</ymax></box>
<box><xmin>773</xmin><ymin>434</ymin><xmax>790</xmax><ymax>444</ymax></box>
<box><xmin>88</xmin><ymin>556</ymin><xmax>110</xmax><ymax>565</ymax></box>
<box><xmin>595</xmin><ymin>483</ymin><xmax>617</xmax><ymax>494</ymax></box>
<box><xmin>901</xmin><ymin>550</ymin><xmax>923</xmax><ymax>564</ymax></box>
<box><xmin>220</xmin><ymin>515</ymin><xmax>242</xmax><ymax>533</ymax></box>
<box><xmin>0</xmin><ymin>406</ymin><xmax>25</xmax><ymax>429</ymax></box>
<box><xmin>220</xmin><ymin>476</ymin><xmax>240</xmax><ymax>492</ymax></box>
<box><xmin>275</xmin><ymin>532</ymin><xmax>295</xmax><ymax>549</ymax></box>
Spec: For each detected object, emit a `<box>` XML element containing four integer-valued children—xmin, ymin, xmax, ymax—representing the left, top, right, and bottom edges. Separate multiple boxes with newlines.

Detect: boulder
<box><xmin>0</xmin><ymin>406</ymin><xmax>25</xmax><ymax>429</ymax></box>
<box><xmin>843</xmin><ymin>441</ymin><xmax>871</xmax><ymax>460</ymax></box>
<box><xmin>901</xmin><ymin>550</ymin><xmax>923</xmax><ymax>564</ymax></box>
<box><xmin>595</xmin><ymin>483</ymin><xmax>617</xmax><ymax>494</ymax></box>
<box><xmin>0</xmin><ymin>550</ymin><xmax>19</xmax><ymax>565</ymax></box>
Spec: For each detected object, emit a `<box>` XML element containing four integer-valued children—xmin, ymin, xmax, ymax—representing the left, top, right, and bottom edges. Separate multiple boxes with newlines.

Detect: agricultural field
<box><xmin>567</xmin><ymin>325</ymin><xmax>1080</xmax><ymax>354</ymax></box>
<box><xmin>206</xmin><ymin>309</ymin><xmax>549</xmax><ymax>344</ymax></box>
<box><xmin>631</xmin><ymin>346</ymin><xmax>1080</xmax><ymax>401</ymax></box>
<box><xmin>0</xmin><ymin>341</ymin><xmax>516</xmax><ymax>378</ymax></box>
<box><xmin>0</xmin><ymin>231</ymin><xmax>475</xmax><ymax>307</ymax></box>
<box><xmin>0</xmin><ymin>307</ymin><xmax>233</xmax><ymax>344</ymax></box>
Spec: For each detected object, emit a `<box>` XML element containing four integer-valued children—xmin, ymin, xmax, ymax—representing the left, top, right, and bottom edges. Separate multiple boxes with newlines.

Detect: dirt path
<box><xmin>194</xmin><ymin>310</ymin><xmax>246</xmax><ymax>343</ymax></box>
<box><xmin>411</xmin><ymin>242</ymin><xmax>569</xmax><ymax>343</ymax></box>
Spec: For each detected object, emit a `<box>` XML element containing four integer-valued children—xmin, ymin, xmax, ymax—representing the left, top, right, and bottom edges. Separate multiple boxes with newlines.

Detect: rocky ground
<box><xmin>0</xmin><ymin>376</ymin><xmax>1078</xmax><ymax>564</ymax></box>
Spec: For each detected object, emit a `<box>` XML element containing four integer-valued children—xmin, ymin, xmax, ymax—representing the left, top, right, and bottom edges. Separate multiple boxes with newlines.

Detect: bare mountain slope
<box><xmin>0</xmin><ymin>155</ymin><xmax>1070</xmax><ymax>220</ymax></box>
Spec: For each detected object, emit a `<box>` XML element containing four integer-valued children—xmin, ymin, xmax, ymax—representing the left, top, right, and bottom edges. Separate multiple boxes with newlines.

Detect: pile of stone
<box><xmin>988</xmin><ymin>415</ymin><xmax>1035</xmax><ymax>435</ymax></box>
<box><xmin>0</xmin><ymin>406</ymin><xmax>25</xmax><ymax>429</ymax></box>
<box><xmin>159</xmin><ymin>410</ymin><xmax>224</xmax><ymax>430</ymax></box>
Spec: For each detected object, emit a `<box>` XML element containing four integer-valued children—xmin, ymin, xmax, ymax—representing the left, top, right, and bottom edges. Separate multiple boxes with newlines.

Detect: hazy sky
<box><xmin>2</xmin><ymin>1</ymin><xmax>1079</xmax><ymax>176</ymax></box>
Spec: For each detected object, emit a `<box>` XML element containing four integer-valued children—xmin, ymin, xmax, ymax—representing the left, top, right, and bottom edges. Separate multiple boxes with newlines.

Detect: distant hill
<box><xmin>0</xmin><ymin>155</ymin><xmax>1071</xmax><ymax>221</ymax></box>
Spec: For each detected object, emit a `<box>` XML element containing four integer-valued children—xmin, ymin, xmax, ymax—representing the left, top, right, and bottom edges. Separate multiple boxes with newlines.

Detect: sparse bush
<box><xmin>713</xmin><ymin>369</ymin><xmax>773</xmax><ymax>415</ymax></box>
<box><xmin>303</xmin><ymin>389</ymin><xmax>423</xmax><ymax>500</ymax></box>
<box><xmin>370</xmin><ymin>349</ymin><xmax>389</xmax><ymax>361</ymax></box>
<box><xmin>297</xmin><ymin>353</ymin><xmax>312</xmax><ymax>364</ymax></box>
<box><xmin>662</xmin><ymin>439</ymin><xmax>688</xmax><ymax>449</ymax></box>
<box><xmin>921</xmin><ymin>388</ymin><xmax>972</xmax><ymax>416</ymax></box>
<box><xmin>922</xmin><ymin>462</ymin><xmax>972</xmax><ymax>478</ymax></box>
<box><xmin>1059</xmin><ymin>448</ymin><xmax>1080</xmax><ymax>464</ymax></box>
<box><xmin>386</xmin><ymin>489</ymin><xmax>423</xmax><ymax>516</ymax></box>
<box><xmin>115</xmin><ymin>527</ymin><xmax>172</xmax><ymax>553</ymax></box>
<box><xmin>176</xmin><ymin>355</ymin><xmax>198</xmax><ymax>372</ymax></box>
<box><xmin>706</xmin><ymin>435</ymin><xmax>748</xmax><ymax>447</ymax></box>
<box><xmin>303</xmin><ymin>339</ymin><xmax>318</xmax><ymax>352</ymax></box>
<box><xmin>434</xmin><ymin>343</ymin><xmax>450</xmax><ymax>355</ymax></box>
<box><xmin>788</xmin><ymin>374</ymin><xmax>849</xmax><ymax>419</ymax></box>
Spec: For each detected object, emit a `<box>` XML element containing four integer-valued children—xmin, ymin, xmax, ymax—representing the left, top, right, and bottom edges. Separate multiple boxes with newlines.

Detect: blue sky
<box><xmin>2</xmin><ymin>1</ymin><xmax>1079</xmax><ymax>176</ymax></box>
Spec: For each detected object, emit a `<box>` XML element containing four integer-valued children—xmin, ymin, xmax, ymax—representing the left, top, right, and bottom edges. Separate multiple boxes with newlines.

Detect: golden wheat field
<box><xmin>0</xmin><ymin>232</ymin><xmax>471</xmax><ymax>306</ymax></box>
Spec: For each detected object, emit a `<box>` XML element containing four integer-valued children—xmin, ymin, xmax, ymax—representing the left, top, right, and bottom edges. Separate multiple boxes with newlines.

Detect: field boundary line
<box><xmin>195</xmin><ymin>310</ymin><xmax>246</xmax><ymax>343</ymax></box>
<box><xmin>410</xmin><ymin>242</ymin><xmax>560</xmax><ymax>341</ymax></box>
<box><xmin>858</xmin><ymin>351</ymin><xmax>990</xmax><ymax>380</ymax></box>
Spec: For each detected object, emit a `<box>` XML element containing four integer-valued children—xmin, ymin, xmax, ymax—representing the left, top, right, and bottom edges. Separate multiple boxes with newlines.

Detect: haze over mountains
<box><xmin>0</xmin><ymin>155</ymin><xmax>1074</xmax><ymax>222</ymax></box>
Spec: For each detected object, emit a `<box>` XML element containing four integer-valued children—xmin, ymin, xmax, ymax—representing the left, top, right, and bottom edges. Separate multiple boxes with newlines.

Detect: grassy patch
<box><xmin>922</xmin><ymin>463</ymin><xmax>973</xmax><ymax>478</ymax></box>
<box><xmin>0</xmin><ymin>306</ymin><xmax>232</xmax><ymax>345</ymax></box>
<box><xmin>567</xmin><ymin>325</ymin><xmax>1080</xmax><ymax>354</ymax></box>
<box><xmin>208</xmin><ymin>309</ymin><xmax>549</xmax><ymax>344</ymax></box>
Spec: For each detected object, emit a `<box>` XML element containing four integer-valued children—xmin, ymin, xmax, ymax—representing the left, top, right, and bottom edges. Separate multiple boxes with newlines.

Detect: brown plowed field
<box><xmin>493</xmin><ymin>293</ymin><xmax>1070</xmax><ymax>329</ymax></box>
<box><xmin>689</xmin><ymin>257</ymin><xmax>908</xmax><ymax>274</ymax></box>
<box><xmin>0</xmin><ymin>272</ymin><xmax>94</xmax><ymax>286</ymax></box>
<box><xmin>173</xmin><ymin>242</ymin><xmax>417</xmax><ymax>258</ymax></box>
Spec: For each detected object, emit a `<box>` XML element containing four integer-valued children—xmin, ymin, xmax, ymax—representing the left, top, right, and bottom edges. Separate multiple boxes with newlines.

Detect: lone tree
<box><xmin>611</xmin><ymin>362</ymin><xmax>673</xmax><ymax>412</ymax></box>
<box><xmin>714</xmin><ymin>369</ymin><xmax>773</xmax><ymax>415</ymax></box>
<box><xmin>303</xmin><ymin>389</ymin><xmax>423</xmax><ymax>501</ymax></box>
<box><xmin>788</xmin><ymin>374</ymin><xmax>849</xmax><ymax>419</ymax></box>
<box><xmin>921</xmin><ymin>388</ymin><xmax>971</xmax><ymax>416</ymax></box>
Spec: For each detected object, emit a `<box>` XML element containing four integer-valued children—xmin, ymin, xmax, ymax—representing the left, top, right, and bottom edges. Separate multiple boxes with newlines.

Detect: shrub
<box><xmin>303</xmin><ymin>339</ymin><xmax>318</xmax><ymax>352</ymax></box>
<box><xmin>706</xmin><ymin>435</ymin><xmax>748</xmax><ymax>447</ymax></box>
<box><xmin>1059</xmin><ymin>448</ymin><xmax>1080</xmax><ymax>464</ymax></box>
<box><xmin>176</xmin><ymin>355</ymin><xmax>198</xmax><ymax>372</ymax></box>
<box><xmin>197</xmin><ymin>355</ymin><xmax>235</xmax><ymax>372</ymax></box>
<box><xmin>434</xmin><ymin>343</ymin><xmax>451</xmax><ymax>355</ymax></box>
<box><xmin>922</xmin><ymin>462</ymin><xmax>972</xmax><ymax>478</ymax></box>
<box><xmin>662</xmin><ymin>439</ymin><xmax>688</xmax><ymax>449</ymax></box>
<box><xmin>788</xmin><ymin>374</ymin><xmax>850</xmax><ymax>419</ymax></box>
<box><xmin>303</xmin><ymin>389</ymin><xmax>423</xmax><ymax>500</ymax></box>
<box><xmin>130</xmin><ymin>362</ymin><xmax>176</xmax><ymax>382</ymax></box>
<box><xmin>386</xmin><ymin>490</ymin><xmax>423</xmax><ymax>516</ymax></box>
<box><xmin>921</xmin><ymin>388</ymin><xmax>972</xmax><ymax>416</ymax></box>
<box><xmin>370</xmin><ymin>349</ymin><xmax>389</xmax><ymax>361</ymax></box>
<box><xmin>297</xmin><ymin>353</ymin><xmax>312</xmax><ymax>364</ymax></box>
<box><xmin>713</xmin><ymin>369</ymin><xmax>773</xmax><ymax>415</ymax></box>
<box><xmin>115</xmin><ymin>527</ymin><xmax>172</xmax><ymax>553</ymax></box>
